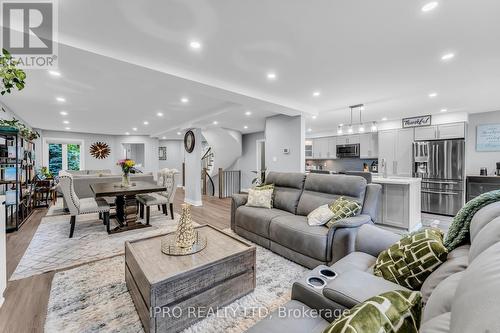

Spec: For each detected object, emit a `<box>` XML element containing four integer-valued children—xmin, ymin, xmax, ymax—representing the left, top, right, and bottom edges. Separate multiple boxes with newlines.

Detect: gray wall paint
<box><xmin>184</xmin><ymin>129</ymin><xmax>202</xmax><ymax>205</ymax></box>
<box><xmin>158</xmin><ymin>139</ymin><xmax>184</xmax><ymax>186</ymax></box>
<box><xmin>467</xmin><ymin>110</ymin><xmax>500</xmax><ymax>175</ymax></box>
<box><xmin>233</xmin><ymin>131</ymin><xmax>265</xmax><ymax>189</ymax></box>
<box><xmin>37</xmin><ymin>130</ymin><xmax>159</xmax><ymax>175</ymax></box>
<box><xmin>265</xmin><ymin>115</ymin><xmax>305</xmax><ymax>173</ymax></box>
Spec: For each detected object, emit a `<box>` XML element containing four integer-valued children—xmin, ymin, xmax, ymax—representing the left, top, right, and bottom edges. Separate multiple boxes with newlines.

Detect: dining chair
<box><xmin>136</xmin><ymin>168</ymin><xmax>178</xmax><ymax>224</ymax></box>
<box><xmin>57</xmin><ymin>171</ymin><xmax>111</xmax><ymax>238</ymax></box>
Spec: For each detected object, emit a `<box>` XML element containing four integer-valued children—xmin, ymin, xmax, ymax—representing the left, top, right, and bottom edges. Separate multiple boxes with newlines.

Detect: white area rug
<box><xmin>10</xmin><ymin>208</ymin><xmax>182</xmax><ymax>281</ymax></box>
<box><xmin>45</xmin><ymin>245</ymin><xmax>308</xmax><ymax>333</ymax></box>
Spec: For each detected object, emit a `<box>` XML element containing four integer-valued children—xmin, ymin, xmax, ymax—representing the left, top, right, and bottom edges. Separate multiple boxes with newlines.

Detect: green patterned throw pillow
<box><xmin>323</xmin><ymin>290</ymin><xmax>422</xmax><ymax>333</ymax></box>
<box><xmin>373</xmin><ymin>228</ymin><xmax>448</xmax><ymax>290</ymax></box>
<box><xmin>325</xmin><ymin>196</ymin><xmax>362</xmax><ymax>228</ymax></box>
<box><xmin>254</xmin><ymin>183</ymin><xmax>274</xmax><ymax>207</ymax></box>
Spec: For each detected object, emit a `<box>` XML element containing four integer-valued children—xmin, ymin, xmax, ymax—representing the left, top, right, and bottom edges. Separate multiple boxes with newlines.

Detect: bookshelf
<box><xmin>0</xmin><ymin>126</ymin><xmax>36</xmax><ymax>232</ymax></box>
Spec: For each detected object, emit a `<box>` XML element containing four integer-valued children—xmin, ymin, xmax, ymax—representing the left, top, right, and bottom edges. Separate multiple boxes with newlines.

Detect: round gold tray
<box><xmin>161</xmin><ymin>231</ymin><xmax>207</xmax><ymax>256</ymax></box>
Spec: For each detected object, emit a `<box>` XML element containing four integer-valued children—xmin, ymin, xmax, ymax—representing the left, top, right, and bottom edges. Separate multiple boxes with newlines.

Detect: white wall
<box><xmin>467</xmin><ymin>110</ymin><xmax>500</xmax><ymax>175</ymax></box>
<box><xmin>233</xmin><ymin>132</ymin><xmax>265</xmax><ymax>190</ymax></box>
<box><xmin>37</xmin><ymin>130</ymin><xmax>159</xmax><ymax>175</ymax></box>
<box><xmin>265</xmin><ymin>115</ymin><xmax>305</xmax><ymax>173</ymax></box>
<box><xmin>158</xmin><ymin>139</ymin><xmax>184</xmax><ymax>186</ymax></box>
<box><xmin>184</xmin><ymin>129</ymin><xmax>202</xmax><ymax>206</ymax></box>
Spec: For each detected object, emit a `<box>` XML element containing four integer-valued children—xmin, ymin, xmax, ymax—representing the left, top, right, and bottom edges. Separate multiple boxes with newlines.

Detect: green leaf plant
<box><xmin>0</xmin><ymin>48</ymin><xmax>26</xmax><ymax>95</ymax></box>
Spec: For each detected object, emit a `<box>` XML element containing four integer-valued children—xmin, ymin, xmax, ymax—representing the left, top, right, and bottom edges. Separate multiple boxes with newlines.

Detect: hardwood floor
<box><xmin>0</xmin><ymin>188</ymin><xmax>231</xmax><ymax>333</ymax></box>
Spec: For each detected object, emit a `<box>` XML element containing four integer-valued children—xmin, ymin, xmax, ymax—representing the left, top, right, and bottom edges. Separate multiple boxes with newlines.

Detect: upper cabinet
<box><xmin>414</xmin><ymin>122</ymin><xmax>465</xmax><ymax>141</ymax></box>
<box><xmin>337</xmin><ymin>135</ymin><xmax>360</xmax><ymax>145</ymax></box>
<box><xmin>359</xmin><ymin>133</ymin><xmax>378</xmax><ymax>159</ymax></box>
<box><xmin>312</xmin><ymin>137</ymin><xmax>336</xmax><ymax>159</ymax></box>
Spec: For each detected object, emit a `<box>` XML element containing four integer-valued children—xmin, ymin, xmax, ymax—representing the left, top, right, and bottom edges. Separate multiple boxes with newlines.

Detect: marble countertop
<box><xmin>372</xmin><ymin>176</ymin><xmax>422</xmax><ymax>185</ymax></box>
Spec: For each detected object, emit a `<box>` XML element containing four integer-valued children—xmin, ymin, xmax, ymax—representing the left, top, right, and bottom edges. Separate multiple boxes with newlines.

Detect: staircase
<box><xmin>201</xmin><ymin>145</ymin><xmax>215</xmax><ymax>196</ymax></box>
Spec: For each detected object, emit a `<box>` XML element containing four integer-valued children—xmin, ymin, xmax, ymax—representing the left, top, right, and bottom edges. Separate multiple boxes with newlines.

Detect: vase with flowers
<box><xmin>117</xmin><ymin>159</ymin><xmax>135</xmax><ymax>187</ymax></box>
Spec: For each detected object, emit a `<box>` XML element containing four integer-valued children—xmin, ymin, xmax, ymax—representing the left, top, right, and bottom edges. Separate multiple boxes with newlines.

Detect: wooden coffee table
<box><xmin>125</xmin><ymin>225</ymin><xmax>256</xmax><ymax>333</ymax></box>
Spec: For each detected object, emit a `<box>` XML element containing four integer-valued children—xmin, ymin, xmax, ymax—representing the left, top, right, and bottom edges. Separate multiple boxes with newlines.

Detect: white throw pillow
<box><xmin>307</xmin><ymin>204</ymin><xmax>334</xmax><ymax>226</ymax></box>
<box><xmin>246</xmin><ymin>188</ymin><xmax>273</xmax><ymax>209</ymax></box>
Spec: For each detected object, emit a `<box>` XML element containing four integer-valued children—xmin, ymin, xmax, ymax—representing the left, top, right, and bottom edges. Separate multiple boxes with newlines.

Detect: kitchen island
<box><xmin>372</xmin><ymin>176</ymin><xmax>422</xmax><ymax>232</ymax></box>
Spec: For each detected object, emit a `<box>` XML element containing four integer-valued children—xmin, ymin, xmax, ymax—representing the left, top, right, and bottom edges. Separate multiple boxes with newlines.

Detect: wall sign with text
<box><xmin>476</xmin><ymin>124</ymin><xmax>500</xmax><ymax>152</ymax></box>
<box><xmin>402</xmin><ymin>115</ymin><xmax>432</xmax><ymax>128</ymax></box>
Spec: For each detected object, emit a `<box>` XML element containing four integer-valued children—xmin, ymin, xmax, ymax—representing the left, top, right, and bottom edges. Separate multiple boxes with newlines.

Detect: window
<box><xmin>44</xmin><ymin>139</ymin><xmax>83</xmax><ymax>174</ymax></box>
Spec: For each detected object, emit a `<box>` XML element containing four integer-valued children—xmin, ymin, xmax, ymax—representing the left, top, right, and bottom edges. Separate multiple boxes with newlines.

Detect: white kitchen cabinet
<box><xmin>327</xmin><ymin>137</ymin><xmax>337</xmax><ymax>159</ymax></box>
<box><xmin>414</xmin><ymin>126</ymin><xmax>438</xmax><ymax>141</ymax></box>
<box><xmin>437</xmin><ymin>122</ymin><xmax>465</xmax><ymax>139</ymax></box>
<box><xmin>312</xmin><ymin>137</ymin><xmax>336</xmax><ymax>159</ymax></box>
<box><xmin>305</xmin><ymin>140</ymin><xmax>313</xmax><ymax>158</ymax></box>
<box><xmin>359</xmin><ymin>133</ymin><xmax>378</xmax><ymax>159</ymax></box>
<box><xmin>336</xmin><ymin>135</ymin><xmax>359</xmax><ymax>145</ymax></box>
<box><xmin>378</xmin><ymin>128</ymin><xmax>414</xmax><ymax>177</ymax></box>
<box><xmin>414</xmin><ymin>122</ymin><xmax>465</xmax><ymax>141</ymax></box>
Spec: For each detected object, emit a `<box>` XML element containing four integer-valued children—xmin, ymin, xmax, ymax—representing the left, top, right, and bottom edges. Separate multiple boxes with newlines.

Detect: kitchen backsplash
<box><xmin>306</xmin><ymin>158</ymin><xmax>377</xmax><ymax>173</ymax></box>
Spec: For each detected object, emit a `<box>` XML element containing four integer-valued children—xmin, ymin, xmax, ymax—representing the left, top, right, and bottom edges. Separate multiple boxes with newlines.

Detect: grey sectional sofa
<box><xmin>246</xmin><ymin>201</ymin><xmax>500</xmax><ymax>333</ymax></box>
<box><xmin>231</xmin><ymin>172</ymin><xmax>382</xmax><ymax>268</ymax></box>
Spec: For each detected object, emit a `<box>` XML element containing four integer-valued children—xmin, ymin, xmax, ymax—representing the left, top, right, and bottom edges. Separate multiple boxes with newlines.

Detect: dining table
<box><xmin>90</xmin><ymin>180</ymin><xmax>166</xmax><ymax>234</ymax></box>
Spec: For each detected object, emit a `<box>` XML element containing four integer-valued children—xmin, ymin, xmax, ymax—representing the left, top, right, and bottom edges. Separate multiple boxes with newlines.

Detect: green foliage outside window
<box><xmin>67</xmin><ymin>144</ymin><xmax>80</xmax><ymax>170</ymax></box>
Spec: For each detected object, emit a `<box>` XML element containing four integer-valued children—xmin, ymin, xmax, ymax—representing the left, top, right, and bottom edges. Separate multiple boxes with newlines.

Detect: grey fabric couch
<box><xmin>246</xmin><ymin>201</ymin><xmax>500</xmax><ymax>333</ymax></box>
<box><xmin>231</xmin><ymin>172</ymin><xmax>382</xmax><ymax>268</ymax></box>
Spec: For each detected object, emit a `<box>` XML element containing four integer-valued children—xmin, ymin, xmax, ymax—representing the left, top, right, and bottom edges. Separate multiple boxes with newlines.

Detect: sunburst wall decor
<box><xmin>89</xmin><ymin>142</ymin><xmax>111</xmax><ymax>159</ymax></box>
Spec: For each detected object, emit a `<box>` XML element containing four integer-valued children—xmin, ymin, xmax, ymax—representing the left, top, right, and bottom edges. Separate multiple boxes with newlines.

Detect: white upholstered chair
<box><xmin>57</xmin><ymin>171</ymin><xmax>111</xmax><ymax>237</ymax></box>
<box><xmin>136</xmin><ymin>168</ymin><xmax>178</xmax><ymax>223</ymax></box>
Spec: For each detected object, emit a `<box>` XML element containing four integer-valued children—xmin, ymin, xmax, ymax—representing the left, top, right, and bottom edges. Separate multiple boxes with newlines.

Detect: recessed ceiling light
<box><xmin>181</xmin><ymin>97</ymin><xmax>189</xmax><ymax>103</ymax></box>
<box><xmin>162</xmin><ymin>136</ymin><xmax>166</xmax><ymax>140</ymax></box>
<box><xmin>421</xmin><ymin>2</ymin><xmax>439</xmax><ymax>12</ymax></box>
<box><xmin>213</xmin><ymin>121</ymin><xmax>218</xmax><ymax>125</ymax></box>
<box><xmin>428</xmin><ymin>92</ymin><xmax>438</xmax><ymax>98</ymax></box>
<box><xmin>125</xmin><ymin>132</ymin><xmax>130</xmax><ymax>135</ymax></box>
<box><xmin>59</xmin><ymin>111</ymin><xmax>68</xmax><ymax>116</ymax></box>
<box><xmin>312</xmin><ymin>115</ymin><xmax>317</xmax><ymax>119</ymax></box>
<box><xmin>266</xmin><ymin>72</ymin><xmax>277</xmax><ymax>80</ymax></box>
<box><xmin>49</xmin><ymin>70</ymin><xmax>61</xmax><ymax>77</ymax></box>
<box><xmin>56</xmin><ymin>97</ymin><xmax>66</xmax><ymax>102</ymax></box>
<box><xmin>307</xmin><ymin>128</ymin><xmax>312</xmax><ymax>132</ymax></box>
<box><xmin>441</xmin><ymin>53</ymin><xmax>455</xmax><ymax>61</ymax></box>
<box><xmin>189</xmin><ymin>40</ymin><xmax>202</xmax><ymax>49</ymax></box>
<box><xmin>382</xmin><ymin>117</ymin><xmax>388</xmax><ymax>121</ymax></box>
<box><xmin>244</xmin><ymin>125</ymin><xmax>248</xmax><ymax>129</ymax></box>
<box><xmin>245</xmin><ymin>111</ymin><xmax>252</xmax><ymax>116</ymax></box>
<box><xmin>157</xmin><ymin>112</ymin><xmax>163</xmax><ymax>117</ymax></box>
<box><xmin>65</xmin><ymin>127</ymin><xmax>71</xmax><ymax>130</ymax></box>
<box><xmin>177</xmin><ymin>132</ymin><xmax>182</xmax><ymax>135</ymax></box>
<box><xmin>132</xmin><ymin>127</ymin><xmax>138</xmax><ymax>131</ymax></box>
<box><xmin>63</xmin><ymin>120</ymin><xmax>69</xmax><ymax>124</ymax></box>
<box><xmin>312</xmin><ymin>91</ymin><xmax>321</xmax><ymax>97</ymax></box>
<box><xmin>440</xmin><ymin>108</ymin><xmax>448</xmax><ymax>112</ymax></box>
<box><xmin>143</xmin><ymin>121</ymin><xmax>149</xmax><ymax>125</ymax></box>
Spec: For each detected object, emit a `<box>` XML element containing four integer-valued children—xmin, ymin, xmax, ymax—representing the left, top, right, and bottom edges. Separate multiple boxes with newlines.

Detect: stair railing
<box><xmin>218</xmin><ymin>168</ymin><xmax>241</xmax><ymax>199</ymax></box>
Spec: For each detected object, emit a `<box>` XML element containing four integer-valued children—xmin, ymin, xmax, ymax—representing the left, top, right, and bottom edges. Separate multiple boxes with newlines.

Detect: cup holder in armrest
<box><xmin>306</xmin><ymin>276</ymin><xmax>327</xmax><ymax>289</ymax></box>
<box><xmin>319</xmin><ymin>268</ymin><xmax>337</xmax><ymax>280</ymax></box>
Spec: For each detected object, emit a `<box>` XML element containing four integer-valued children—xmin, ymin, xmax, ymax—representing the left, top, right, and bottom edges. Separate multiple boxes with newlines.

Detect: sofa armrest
<box><xmin>354</xmin><ymin>224</ymin><xmax>400</xmax><ymax>257</ymax></box>
<box><xmin>327</xmin><ymin>215</ymin><xmax>373</xmax><ymax>264</ymax></box>
<box><xmin>322</xmin><ymin>270</ymin><xmax>411</xmax><ymax>308</ymax></box>
<box><xmin>231</xmin><ymin>193</ymin><xmax>248</xmax><ymax>230</ymax></box>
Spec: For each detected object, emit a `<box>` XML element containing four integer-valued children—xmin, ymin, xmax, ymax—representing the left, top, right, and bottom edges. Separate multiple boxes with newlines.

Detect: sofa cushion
<box><xmin>325</xmin><ymin>197</ymin><xmax>362</xmax><ymax>228</ymax></box>
<box><xmin>296</xmin><ymin>174</ymin><xmax>366</xmax><ymax>216</ymax></box>
<box><xmin>264</xmin><ymin>172</ymin><xmax>306</xmax><ymax>214</ymax></box>
<box><xmin>469</xmin><ymin>215</ymin><xmax>500</xmax><ymax>262</ymax></box>
<box><xmin>307</xmin><ymin>204</ymin><xmax>334</xmax><ymax>226</ymax></box>
<box><xmin>469</xmin><ymin>201</ymin><xmax>500</xmax><ymax>242</ymax></box>
<box><xmin>323</xmin><ymin>290</ymin><xmax>422</xmax><ymax>333</ymax></box>
<box><xmin>269</xmin><ymin>215</ymin><xmax>329</xmax><ymax>261</ymax></box>
<box><xmin>419</xmin><ymin>312</ymin><xmax>450</xmax><ymax>333</ymax></box>
<box><xmin>330</xmin><ymin>251</ymin><xmax>377</xmax><ymax>274</ymax></box>
<box><xmin>323</xmin><ymin>270</ymin><xmax>411</xmax><ymax>308</ymax></box>
<box><xmin>450</xmin><ymin>242</ymin><xmax>500</xmax><ymax>333</ymax></box>
<box><xmin>245</xmin><ymin>300</ymin><xmax>329</xmax><ymax>333</ymax></box>
<box><xmin>235</xmin><ymin>206</ymin><xmax>292</xmax><ymax>238</ymax></box>
<box><xmin>420</xmin><ymin>254</ymin><xmax>468</xmax><ymax>304</ymax></box>
<box><xmin>246</xmin><ymin>188</ymin><xmax>273</xmax><ymax>209</ymax></box>
<box><xmin>374</xmin><ymin>228</ymin><xmax>448</xmax><ymax>290</ymax></box>
<box><xmin>423</xmin><ymin>272</ymin><xmax>464</xmax><ymax>323</ymax></box>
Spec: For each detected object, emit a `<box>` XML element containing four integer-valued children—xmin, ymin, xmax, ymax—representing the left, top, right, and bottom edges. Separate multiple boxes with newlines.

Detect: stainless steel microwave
<box><xmin>336</xmin><ymin>144</ymin><xmax>360</xmax><ymax>158</ymax></box>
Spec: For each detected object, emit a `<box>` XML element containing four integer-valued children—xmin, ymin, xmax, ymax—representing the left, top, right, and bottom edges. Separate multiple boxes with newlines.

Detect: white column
<box><xmin>0</xmin><ymin>195</ymin><xmax>6</xmax><ymax>308</ymax></box>
<box><xmin>184</xmin><ymin>128</ymin><xmax>203</xmax><ymax>206</ymax></box>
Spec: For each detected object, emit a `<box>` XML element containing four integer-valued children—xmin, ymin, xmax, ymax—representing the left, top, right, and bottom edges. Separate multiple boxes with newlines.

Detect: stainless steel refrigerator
<box><xmin>413</xmin><ymin>139</ymin><xmax>465</xmax><ymax>216</ymax></box>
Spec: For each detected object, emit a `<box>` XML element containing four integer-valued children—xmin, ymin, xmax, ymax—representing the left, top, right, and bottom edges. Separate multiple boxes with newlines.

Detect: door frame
<box><xmin>42</xmin><ymin>137</ymin><xmax>85</xmax><ymax>171</ymax></box>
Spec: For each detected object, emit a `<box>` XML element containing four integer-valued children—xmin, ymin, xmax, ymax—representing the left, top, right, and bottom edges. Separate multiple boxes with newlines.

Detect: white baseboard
<box><xmin>184</xmin><ymin>198</ymin><xmax>203</xmax><ymax>206</ymax></box>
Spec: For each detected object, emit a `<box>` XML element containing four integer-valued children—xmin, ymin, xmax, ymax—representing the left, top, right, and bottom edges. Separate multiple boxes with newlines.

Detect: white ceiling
<box><xmin>2</xmin><ymin>0</ymin><xmax>500</xmax><ymax>136</ymax></box>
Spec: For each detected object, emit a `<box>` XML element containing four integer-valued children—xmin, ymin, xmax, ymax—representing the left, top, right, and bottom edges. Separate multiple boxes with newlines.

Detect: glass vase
<box><xmin>121</xmin><ymin>173</ymin><xmax>130</xmax><ymax>187</ymax></box>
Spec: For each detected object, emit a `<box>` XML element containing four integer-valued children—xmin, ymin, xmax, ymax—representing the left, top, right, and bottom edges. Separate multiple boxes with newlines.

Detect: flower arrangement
<box><xmin>117</xmin><ymin>159</ymin><xmax>135</xmax><ymax>175</ymax></box>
